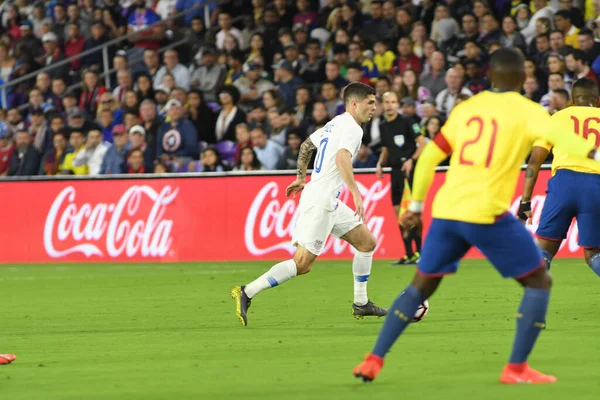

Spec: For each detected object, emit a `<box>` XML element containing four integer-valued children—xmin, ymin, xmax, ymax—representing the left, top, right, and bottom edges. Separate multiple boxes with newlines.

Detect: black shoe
<box><xmin>352</xmin><ymin>300</ymin><xmax>388</xmax><ymax>319</ymax></box>
<box><xmin>391</xmin><ymin>255</ymin><xmax>412</xmax><ymax>265</ymax></box>
<box><xmin>231</xmin><ymin>286</ymin><xmax>251</xmax><ymax>326</ymax></box>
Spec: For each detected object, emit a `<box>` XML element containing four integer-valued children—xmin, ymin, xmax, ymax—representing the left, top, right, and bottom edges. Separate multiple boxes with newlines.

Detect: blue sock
<box><xmin>541</xmin><ymin>249</ymin><xmax>553</xmax><ymax>270</ymax></box>
<box><xmin>588</xmin><ymin>253</ymin><xmax>600</xmax><ymax>277</ymax></box>
<box><xmin>372</xmin><ymin>285</ymin><xmax>425</xmax><ymax>358</ymax></box>
<box><xmin>508</xmin><ymin>287</ymin><xmax>550</xmax><ymax>364</ymax></box>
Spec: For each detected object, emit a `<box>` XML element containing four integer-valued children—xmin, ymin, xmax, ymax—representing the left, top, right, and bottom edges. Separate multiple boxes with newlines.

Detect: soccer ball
<box><xmin>412</xmin><ymin>299</ymin><xmax>429</xmax><ymax>322</ymax></box>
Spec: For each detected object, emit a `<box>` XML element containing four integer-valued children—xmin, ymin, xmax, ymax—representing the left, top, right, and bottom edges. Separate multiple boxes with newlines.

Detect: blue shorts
<box><xmin>418</xmin><ymin>214</ymin><xmax>543</xmax><ymax>278</ymax></box>
<box><xmin>537</xmin><ymin>169</ymin><xmax>600</xmax><ymax>248</ymax></box>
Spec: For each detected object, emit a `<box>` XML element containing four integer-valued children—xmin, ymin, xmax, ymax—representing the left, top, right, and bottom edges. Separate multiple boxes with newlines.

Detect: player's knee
<box><xmin>520</xmin><ymin>268</ymin><xmax>552</xmax><ymax>290</ymax></box>
<box><xmin>355</xmin><ymin>234</ymin><xmax>377</xmax><ymax>253</ymax></box>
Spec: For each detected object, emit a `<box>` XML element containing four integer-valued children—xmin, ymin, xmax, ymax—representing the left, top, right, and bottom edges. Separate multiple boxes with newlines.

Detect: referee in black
<box><xmin>376</xmin><ymin>91</ymin><xmax>424</xmax><ymax>265</ymax></box>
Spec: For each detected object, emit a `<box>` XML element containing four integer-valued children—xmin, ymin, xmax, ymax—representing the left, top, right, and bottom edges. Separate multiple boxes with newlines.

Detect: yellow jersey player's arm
<box><xmin>521</xmin><ymin>143</ymin><xmax>551</xmax><ymax>202</ymax></box>
<box><xmin>408</xmin><ymin>134</ymin><xmax>453</xmax><ymax>212</ymax></box>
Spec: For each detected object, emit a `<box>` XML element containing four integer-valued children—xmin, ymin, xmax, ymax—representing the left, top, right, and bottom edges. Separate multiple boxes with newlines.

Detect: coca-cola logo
<box><xmin>44</xmin><ymin>185</ymin><xmax>179</xmax><ymax>258</ymax></box>
<box><xmin>245</xmin><ymin>180</ymin><xmax>389</xmax><ymax>256</ymax></box>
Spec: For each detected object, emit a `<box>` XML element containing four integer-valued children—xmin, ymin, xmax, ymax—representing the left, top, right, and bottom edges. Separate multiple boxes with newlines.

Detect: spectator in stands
<box><xmin>97</xmin><ymin>109</ymin><xmax>117</xmax><ymax>143</ymax></box>
<box><xmin>154</xmin><ymin>85</ymin><xmax>170</xmax><ymax>111</ymax></box>
<box><xmin>6</xmin><ymin>108</ymin><xmax>24</xmax><ymax>135</ymax></box>
<box><xmin>549</xmin><ymin>88</ymin><xmax>570</xmax><ymax>114</ymax></box>
<box><xmin>72</xmin><ymin>128</ymin><xmax>109</xmax><ymax>175</ymax></box>
<box><xmin>393</xmin><ymin>37</ymin><xmax>422</xmax><ymax>76</ymax></box>
<box><xmin>215</xmin><ymin>85</ymin><xmax>246</xmax><ymax>142</ymax></box>
<box><xmin>52</xmin><ymin>4</ymin><xmax>68</xmax><ymax>43</ymax></box>
<box><xmin>234</xmin><ymin>61</ymin><xmax>275</xmax><ymax>111</ymax></box>
<box><xmin>321</xmin><ymin>81</ymin><xmax>343</xmax><ymax>118</ymax></box>
<box><xmin>157</xmin><ymin>99</ymin><xmax>199</xmax><ymax>161</ymax></box>
<box><xmin>129</xmin><ymin>124</ymin><xmax>154</xmax><ymax>168</ymax></box>
<box><xmin>541</xmin><ymin>72</ymin><xmax>567</xmax><ymax>108</ymax></box>
<box><xmin>39</xmin><ymin>131</ymin><xmax>68</xmax><ymax>176</ymax></box>
<box><xmin>324</xmin><ymin>60</ymin><xmax>348</xmax><ymax>90</ymax></box>
<box><xmin>154</xmin><ymin>49</ymin><xmax>190</xmax><ymax>92</ymax></box>
<box><xmin>375</xmin><ymin>76</ymin><xmax>391</xmax><ymax>97</ymax></box>
<box><xmin>348</xmin><ymin>41</ymin><xmax>378</xmax><ymax>84</ymax></box>
<box><xmin>400</xmin><ymin>68</ymin><xmax>431</xmax><ymax>107</ymax></box>
<box><xmin>64</xmin><ymin>22</ymin><xmax>85</xmax><ymax>72</ymax></box>
<box><xmin>99</xmin><ymin>125</ymin><xmax>129</xmax><ymax>174</ymax></box>
<box><xmin>500</xmin><ymin>15</ymin><xmax>526</xmax><ymax>52</ymax></box>
<box><xmin>420</xmin><ymin>51</ymin><xmax>446</xmax><ymax>98</ymax></box>
<box><xmin>184</xmin><ymin>90</ymin><xmax>215</xmax><ymax>146</ymax></box>
<box><xmin>66</xmin><ymin>4</ymin><xmax>89</xmax><ymax>40</ymax></box>
<box><xmin>436</xmin><ymin>68</ymin><xmax>473</xmax><ymax>118</ymax></box>
<box><xmin>549</xmin><ymin>30</ymin><xmax>572</xmax><ymax>56</ymax></box>
<box><xmin>250</xmin><ymin>127</ymin><xmax>283</xmax><ymax>170</ymax></box>
<box><xmin>113</xmin><ymin>70</ymin><xmax>134</xmax><ymax>107</ymax></box>
<box><xmin>557</xmin><ymin>0</ymin><xmax>585</xmax><ymax>28</ymax></box>
<box><xmin>566</xmin><ymin>49</ymin><xmax>600</xmax><ymax>85</ymax></box>
<box><xmin>442</xmin><ymin>13</ymin><xmax>479</xmax><ymax>64</ymax></box>
<box><xmin>190</xmin><ymin>45</ymin><xmax>226</xmax><ymax>103</ymax></box>
<box><xmin>82</xmin><ymin>20</ymin><xmax>112</xmax><ymax>73</ymax></box>
<box><xmin>8</xmin><ymin>129</ymin><xmax>40</xmax><ymax>176</ymax></box>
<box><xmin>422</xmin><ymin>115</ymin><xmax>442</xmax><ymax>140</ymax></box>
<box><xmin>273</xmin><ymin>59</ymin><xmax>304</xmax><ymax>106</ymax></box>
<box><xmin>0</xmin><ymin>43</ymin><xmax>15</xmax><ymax>84</ymax></box>
<box><xmin>39</xmin><ymin>32</ymin><xmax>67</xmax><ymax>80</ymax></box>
<box><xmin>0</xmin><ymin>122</ymin><xmax>14</xmax><ymax>176</ymax></box>
<box><xmin>234</xmin><ymin>146</ymin><xmax>263</xmax><ymax>171</ymax></box>
<box><xmin>135</xmin><ymin>74</ymin><xmax>155</xmax><ymax>102</ymax></box>
<box><xmin>372</xmin><ymin>39</ymin><xmax>395</xmax><ymax>74</ymax></box>
<box><xmin>30</xmin><ymin>109</ymin><xmax>50</xmax><ymax>153</ymax></box>
<box><xmin>102</xmin><ymin>8</ymin><xmax>126</xmax><ymax>39</ymax></box>
<box><xmin>578</xmin><ymin>28</ymin><xmax>600</xmax><ymax>69</ymax></box>
<box><xmin>125</xmin><ymin>148</ymin><xmax>149</xmax><ymax>174</ymax></box>
<box><xmin>17</xmin><ymin>20</ymin><xmax>43</xmax><ymax>63</ymax></box>
<box><xmin>294</xmin><ymin>85</ymin><xmax>312</xmax><ymax>126</ymax></box>
<box><xmin>139</xmin><ymin>99</ymin><xmax>161</xmax><ymax>151</ymax></box>
<box><xmin>142</xmin><ymin>48</ymin><xmax>161</xmax><ymax>83</ymax></box>
<box><xmin>554</xmin><ymin>10</ymin><xmax>580</xmax><ymax>49</ymax></box>
<box><xmin>521</xmin><ymin>0</ymin><xmax>555</xmax><ymax>44</ymax></box>
<box><xmin>233</xmin><ymin>122</ymin><xmax>252</xmax><ymax>163</ymax></box>
<box><xmin>279</xmin><ymin>128</ymin><xmax>303</xmax><ymax>170</ymax></box>
<box><xmin>79</xmin><ymin>70</ymin><xmax>107</xmax><ymax>117</ymax></box>
<box><xmin>533</xmin><ymin>33</ymin><xmax>552</xmax><ymax>67</ymax></box>
<box><xmin>523</xmin><ymin>76</ymin><xmax>542</xmax><ymax>102</ymax></box>
<box><xmin>299</xmin><ymin>39</ymin><xmax>326</xmax><ymax>84</ymax></box>
<box><xmin>67</xmin><ymin>107</ymin><xmax>97</xmax><ymax>135</ymax></box>
<box><xmin>127</xmin><ymin>0</ymin><xmax>163</xmax><ymax>63</ymax></box>
<box><xmin>353</xmin><ymin>143</ymin><xmax>378</xmax><ymax>168</ymax></box>
<box><xmin>216</xmin><ymin>12</ymin><xmax>243</xmax><ymax>51</ymax></box>
<box><xmin>464</xmin><ymin>60</ymin><xmax>490</xmax><ymax>95</ymax></box>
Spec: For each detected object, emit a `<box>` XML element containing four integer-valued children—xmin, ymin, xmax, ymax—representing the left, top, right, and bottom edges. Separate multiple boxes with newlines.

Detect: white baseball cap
<box><xmin>129</xmin><ymin>125</ymin><xmax>146</xmax><ymax>136</ymax></box>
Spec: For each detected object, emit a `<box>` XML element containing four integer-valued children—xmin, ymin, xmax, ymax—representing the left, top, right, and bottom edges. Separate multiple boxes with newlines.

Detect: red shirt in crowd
<box><xmin>0</xmin><ymin>143</ymin><xmax>15</xmax><ymax>175</ymax></box>
<box><xmin>391</xmin><ymin>54</ymin><xmax>422</xmax><ymax>76</ymax></box>
<box><xmin>65</xmin><ymin>37</ymin><xmax>86</xmax><ymax>70</ymax></box>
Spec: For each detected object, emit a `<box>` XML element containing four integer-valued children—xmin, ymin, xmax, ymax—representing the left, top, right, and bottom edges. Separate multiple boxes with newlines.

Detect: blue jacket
<box><xmin>100</xmin><ymin>143</ymin><xmax>130</xmax><ymax>174</ymax></box>
<box><xmin>175</xmin><ymin>0</ymin><xmax>217</xmax><ymax>24</ymax></box>
<box><xmin>156</xmin><ymin>119</ymin><xmax>199</xmax><ymax>159</ymax></box>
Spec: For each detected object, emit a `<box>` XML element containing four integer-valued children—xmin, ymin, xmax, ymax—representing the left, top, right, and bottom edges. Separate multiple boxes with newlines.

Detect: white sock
<box><xmin>244</xmin><ymin>259</ymin><xmax>297</xmax><ymax>298</ymax></box>
<box><xmin>353</xmin><ymin>250</ymin><xmax>373</xmax><ymax>306</ymax></box>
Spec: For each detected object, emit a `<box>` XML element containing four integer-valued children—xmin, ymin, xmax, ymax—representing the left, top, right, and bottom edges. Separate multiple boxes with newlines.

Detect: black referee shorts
<box><xmin>390</xmin><ymin>167</ymin><xmax>414</xmax><ymax>206</ymax></box>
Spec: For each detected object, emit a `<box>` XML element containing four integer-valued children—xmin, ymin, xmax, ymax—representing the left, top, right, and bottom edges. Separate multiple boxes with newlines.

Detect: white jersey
<box><xmin>301</xmin><ymin>112</ymin><xmax>363</xmax><ymax>211</ymax></box>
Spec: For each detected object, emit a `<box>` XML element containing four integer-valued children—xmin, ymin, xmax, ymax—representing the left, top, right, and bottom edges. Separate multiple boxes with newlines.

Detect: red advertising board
<box><xmin>0</xmin><ymin>170</ymin><xmax>583</xmax><ymax>263</ymax></box>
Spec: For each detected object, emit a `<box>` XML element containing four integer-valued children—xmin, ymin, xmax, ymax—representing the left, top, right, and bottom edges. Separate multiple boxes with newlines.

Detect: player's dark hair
<box><xmin>554</xmin><ymin>10</ymin><xmax>571</xmax><ymax>21</ymax></box>
<box><xmin>489</xmin><ymin>47</ymin><xmax>525</xmax><ymax>71</ymax></box>
<box><xmin>343</xmin><ymin>82</ymin><xmax>376</xmax><ymax>105</ymax></box>
<box><xmin>572</xmin><ymin>77</ymin><xmax>599</xmax><ymax>92</ymax></box>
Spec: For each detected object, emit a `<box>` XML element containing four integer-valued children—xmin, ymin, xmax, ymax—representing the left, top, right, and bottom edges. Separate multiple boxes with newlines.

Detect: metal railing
<box><xmin>0</xmin><ymin>1</ymin><xmax>216</xmax><ymax>108</ymax></box>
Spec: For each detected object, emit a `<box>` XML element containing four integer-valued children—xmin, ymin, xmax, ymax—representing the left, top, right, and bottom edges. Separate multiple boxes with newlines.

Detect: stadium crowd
<box><xmin>0</xmin><ymin>0</ymin><xmax>598</xmax><ymax>176</ymax></box>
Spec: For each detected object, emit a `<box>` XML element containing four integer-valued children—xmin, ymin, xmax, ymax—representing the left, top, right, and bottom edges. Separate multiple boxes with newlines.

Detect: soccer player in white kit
<box><xmin>232</xmin><ymin>83</ymin><xmax>388</xmax><ymax>326</ymax></box>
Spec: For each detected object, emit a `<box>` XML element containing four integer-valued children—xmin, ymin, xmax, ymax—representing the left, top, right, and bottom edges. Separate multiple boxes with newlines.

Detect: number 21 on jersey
<box><xmin>458</xmin><ymin>116</ymin><xmax>498</xmax><ymax>168</ymax></box>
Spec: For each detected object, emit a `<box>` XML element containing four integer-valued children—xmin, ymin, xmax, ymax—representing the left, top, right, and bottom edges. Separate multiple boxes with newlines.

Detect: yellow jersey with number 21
<box><xmin>411</xmin><ymin>91</ymin><xmax>596</xmax><ymax>224</ymax></box>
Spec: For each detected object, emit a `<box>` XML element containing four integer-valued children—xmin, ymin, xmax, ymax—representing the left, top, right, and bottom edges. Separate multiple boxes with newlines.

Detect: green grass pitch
<box><xmin>1</xmin><ymin>259</ymin><xmax>599</xmax><ymax>400</ymax></box>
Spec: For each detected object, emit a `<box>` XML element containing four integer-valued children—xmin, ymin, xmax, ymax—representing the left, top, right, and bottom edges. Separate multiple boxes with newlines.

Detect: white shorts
<box><xmin>291</xmin><ymin>200</ymin><xmax>362</xmax><ymax>256</ymax></box>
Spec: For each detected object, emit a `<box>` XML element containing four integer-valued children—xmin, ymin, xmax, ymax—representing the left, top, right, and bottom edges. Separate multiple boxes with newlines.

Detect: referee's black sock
<box><xmin>413</xmin><ymin>229</ymin><xmax>422</xmax><ymax>253</ymax></box>
<box><xmin>399</xmin><ymin>225</ymin><xmax>414</xmax><ymax>257</ymax></box>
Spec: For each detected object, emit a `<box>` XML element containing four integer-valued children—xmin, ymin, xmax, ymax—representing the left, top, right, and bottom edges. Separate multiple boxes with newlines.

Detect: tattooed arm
<box><xmin>518</xmin><ymin>146</ymin><xmax>550</xmax><ymax>223</ymax></box>
<box><xmin>296</xmin><ymin>137</ymin><xmax>317</xmax><ymax>181</ymax></box>
<box><xmin>286</xmin><ymin>137</ymin><xmax>316</xmax><ymax>197</ymax></box>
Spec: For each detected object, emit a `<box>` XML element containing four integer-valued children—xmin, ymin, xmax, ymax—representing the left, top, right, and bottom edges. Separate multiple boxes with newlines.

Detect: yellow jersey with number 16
<box><xmin>412</xmin><ymin>91</ymin><xmax>595</xmax><ymax>224</ymax></box>
<box><xmin>534</xmin><ymin>106</ymin><xmax>600</xmax><ymax>175</ymax></box>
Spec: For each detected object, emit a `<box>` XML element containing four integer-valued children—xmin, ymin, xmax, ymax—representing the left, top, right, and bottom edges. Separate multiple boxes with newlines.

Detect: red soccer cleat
<box><xmin>500</xmin><ymin>362</ymin><xmax>557</xmax><ymax>384</ymax></box>
<box><xmin>353</xmin><ymin>353</ymin><xmax>384</xmax><ymax>382</ymax></box>
<box><xmin>0</xmin><ymin>354</ymin><xmax>16</xmax><ymax>365</ymax></box>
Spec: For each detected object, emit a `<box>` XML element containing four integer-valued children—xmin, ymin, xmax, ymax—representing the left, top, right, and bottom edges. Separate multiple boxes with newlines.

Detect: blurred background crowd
<box><xmin>0</xmin><ymin>0</ymin><xmax>598</xmax><ymax>176</ymax></box>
